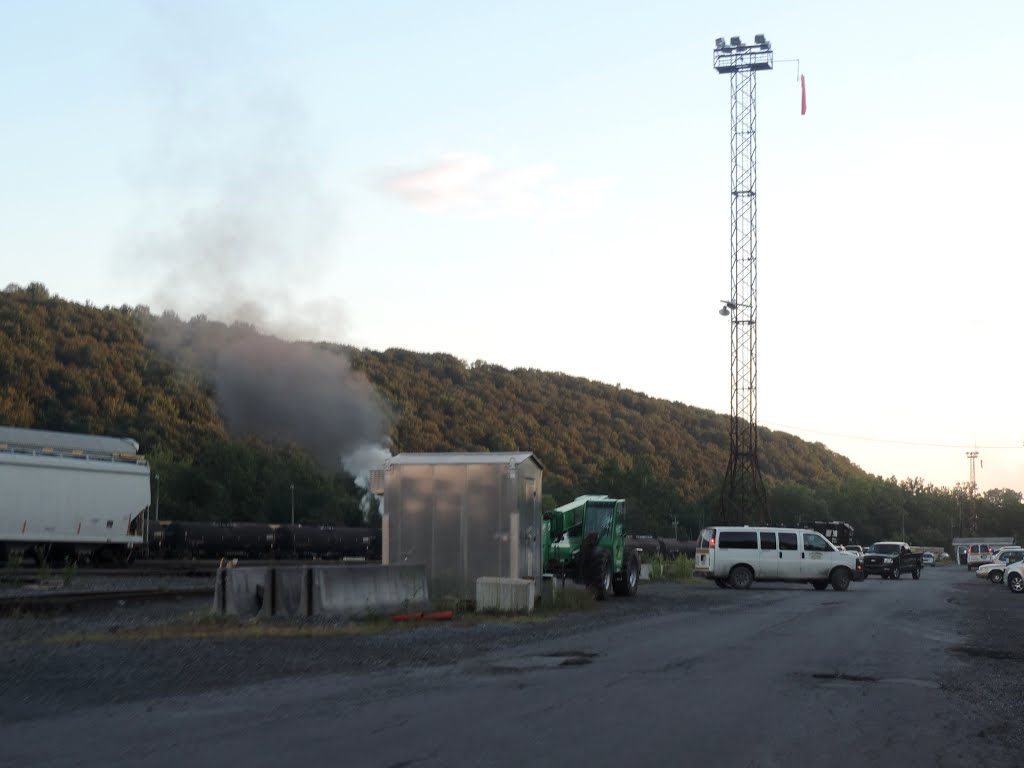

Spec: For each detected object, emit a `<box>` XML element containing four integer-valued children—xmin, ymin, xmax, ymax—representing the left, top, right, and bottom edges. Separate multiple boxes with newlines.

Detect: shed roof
<box><xmin>952</xmin><ymin>537</ymin><xmax>1015</xmax><ymax>545</ymax></box>
<box><xmin>0</xmin><ymin>426</ymin><xmax>140</xmax><ymax>456</ymax></box>
<box><xmin>387</xmin><ymin>451</ymin><xmax>544</xmax><ymax>470</ymax></box>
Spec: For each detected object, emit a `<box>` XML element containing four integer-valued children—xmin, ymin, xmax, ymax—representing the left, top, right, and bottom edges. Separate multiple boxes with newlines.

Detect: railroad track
<box><xmin>10</xmin><ymin>558</ymin><xmax>382</xmax><ymax>580</ymax></box>
<box><xmin>0</xmin><ymin>586</ymin><xmax>214</xmax><ymax>615</ymax></box>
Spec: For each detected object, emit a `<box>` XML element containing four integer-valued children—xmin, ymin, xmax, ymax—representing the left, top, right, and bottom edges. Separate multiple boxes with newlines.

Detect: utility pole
<box><xmin>290</xmin><ymin>483</ymin><xmax>295</xmax><ymax>525</ymax></box>
<box><xmin>715</xmin><ymin>34</ymin><xmax>773</xmax><ymax>525</ymax></box>
<box><xmin>966</xmin><ymin>451</ymin><xmax>980</xmax><ymax>534</ymax></box>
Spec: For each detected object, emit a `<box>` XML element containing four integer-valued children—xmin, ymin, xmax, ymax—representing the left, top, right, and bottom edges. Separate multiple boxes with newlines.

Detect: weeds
<box><xmin>61</xmin><ymin>559</ymin><xmax>77</xmax><ymax>587</ymax></box>
<box><xmin>646</xmin><ymin>554</ymin><xmax>695</xmax><ymax>582</ymax></box>
<box><xmin>4</xmin><ymin>552</ymin><xmax>23</xmax><ymax>583</ymax></box>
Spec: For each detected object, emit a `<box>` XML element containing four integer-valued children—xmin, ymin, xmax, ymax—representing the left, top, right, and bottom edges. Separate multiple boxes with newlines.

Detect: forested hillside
<box><xmin>2</xmin><ymin>284</ymin><xmax>1022</xmax><ymax>548</ymax></box>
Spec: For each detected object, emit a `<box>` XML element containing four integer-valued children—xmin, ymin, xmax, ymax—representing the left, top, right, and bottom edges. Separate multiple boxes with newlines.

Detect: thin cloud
<box><xmin>376</xmin><ymin>152</ymin><xmax>608</xmax><ymax>218</ymax></box>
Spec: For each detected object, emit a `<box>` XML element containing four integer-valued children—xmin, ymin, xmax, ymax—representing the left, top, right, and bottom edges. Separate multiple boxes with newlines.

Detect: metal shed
<box><xmin>378</xmin><ymin>452</ymin><xmax>544</xmax><ymax>601</ymax></box>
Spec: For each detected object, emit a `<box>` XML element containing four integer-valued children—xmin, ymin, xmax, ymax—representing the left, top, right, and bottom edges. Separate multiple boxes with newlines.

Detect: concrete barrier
<box><xmin>215</xmin><ymin>567</ymin><xmax>270</xmax><ymax>618</ymax></box>
<box><xmin>476</xmin><ymin>577</ymin><xmax>535</xmax><ymax>613</ymax></box>
<box><xmin>214</xmin><ymin>564</ymin><xmax>429</xmax><ymax>619</ymax></box>
<box><xmin>268</xmin><ymin>566</ymin><xmax>310</xmax><ymax>618</ymax></box>
<box><xmin>312</xmin><ymin>564</ymin><xmax>429</xmax><ymax>618</ymax></box>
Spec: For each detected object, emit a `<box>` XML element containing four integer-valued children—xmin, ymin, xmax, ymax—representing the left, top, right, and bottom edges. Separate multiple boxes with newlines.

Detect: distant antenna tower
<box><xmin>715</xmin><ymin>34</ymin><xmax>773</xmax><ymax>525</ymax></box>
<box><xmin>966</xmin><ymin>450</ymin><xmax>980</xmax><ymax>534</ymax></box>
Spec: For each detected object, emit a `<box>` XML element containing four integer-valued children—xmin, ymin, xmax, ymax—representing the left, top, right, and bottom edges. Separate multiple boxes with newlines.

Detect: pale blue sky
<box><xmin>2</xmin><ymin>1</ymin><xmax>1022</xmax><ymax>491</ymax></box>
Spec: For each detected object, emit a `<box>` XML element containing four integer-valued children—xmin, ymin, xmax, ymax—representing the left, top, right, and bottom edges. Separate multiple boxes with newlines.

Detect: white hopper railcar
<box><xmin>0</xmin><ymin>426</ymin><xmax>150</xmax><ymax>564</ymax></box>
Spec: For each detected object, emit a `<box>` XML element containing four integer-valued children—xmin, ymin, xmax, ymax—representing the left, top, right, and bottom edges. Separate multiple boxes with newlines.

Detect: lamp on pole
<box><xmin>290</xmin><ymin>483</ymin><xmax>295</xmax><ymax>525</ymax></box>
<box><xmin>155</xmin><ymin>474</ymin><xmax>160</xmax><ymax>523</ymax></box>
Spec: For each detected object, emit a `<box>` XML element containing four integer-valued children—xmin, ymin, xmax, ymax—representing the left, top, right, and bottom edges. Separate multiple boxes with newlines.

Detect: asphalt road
<box><xmin>2</xmin><ymin>566</ymin><xmax>1015</xmax><ymax>767</ymax></box>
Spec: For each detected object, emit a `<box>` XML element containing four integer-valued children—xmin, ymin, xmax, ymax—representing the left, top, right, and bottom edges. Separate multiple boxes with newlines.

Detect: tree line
<box><xmin>2</xmin><ymin>284</ymin><xmax>1021</xmax><ymax>550</ymax></box>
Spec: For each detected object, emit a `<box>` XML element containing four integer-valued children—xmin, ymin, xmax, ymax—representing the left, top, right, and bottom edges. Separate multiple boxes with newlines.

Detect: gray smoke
<box><xmin>146</xmin><ymin>315</ymin><xmax>390</xmax><ymax>469</ymax></box>
<box><xmin>129</xmin><ymin>9</ymin><xmax>392</xmax><ymax>472</ymax></box>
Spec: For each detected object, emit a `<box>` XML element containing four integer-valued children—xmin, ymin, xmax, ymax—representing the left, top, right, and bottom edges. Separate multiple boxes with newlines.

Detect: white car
<box><xmin>1006</xmin><ymin>560</ymin><xmax>1024</xmax><ymax>593</ymax></box>
<box><xmin>978</xmin><ymin>548</ymin><xmax>1024</xmax><ymax>583</ymax></box>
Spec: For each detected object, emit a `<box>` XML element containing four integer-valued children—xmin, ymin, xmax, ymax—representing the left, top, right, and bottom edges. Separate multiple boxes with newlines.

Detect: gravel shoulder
<box><xmin>943</xmin><ymin>565</ymin><xmax>1024</xmax><ymax>748</ymax></box>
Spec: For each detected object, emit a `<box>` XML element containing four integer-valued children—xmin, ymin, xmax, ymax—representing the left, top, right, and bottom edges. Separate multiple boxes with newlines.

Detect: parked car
<box><xmin>977</xmin><ymin>548</ymin><xmax>1024</xmax><ymax>584</ymax></box>
<box><xmin>862</xmin><ymin>541</ymin><xmax>924</xmax><ymax>579</ymax></box>
<box><xmin>921</xmin><ymin>551</ymin><xmax>936</xmax><ymax>566</ymax></box>
<box><xmin>1005</xmin><ymin>560</ymin><xmax>1024</xmax><ymax>593</ymax></box>
<box><xmin>844</xmin><ymin>545</ymin><xmax>865</xmax><ymax>557</ymax></box>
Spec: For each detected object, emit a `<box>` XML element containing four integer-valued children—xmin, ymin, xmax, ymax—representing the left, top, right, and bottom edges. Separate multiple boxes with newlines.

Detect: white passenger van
<box><xmin>694</xmin><ymin>526</ymin><xmax>863</xmax><ymax>591</ymax></box>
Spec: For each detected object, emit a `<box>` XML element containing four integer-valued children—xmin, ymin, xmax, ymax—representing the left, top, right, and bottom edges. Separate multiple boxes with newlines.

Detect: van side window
<box><xmin>759</xmin><ymin>532</ymin><xmax>777</xmax><ymax>550</ymax></box>
<box><xmin>803</xmin><ymin>533</ymin><xmax>833</xmax><ymax>552</ymax></box>
<box><xmin>778</xmin><ymin>533</ymin><xmax>798</xmax><ymax>551</ymax></box>
<box><xmin>718</xmin><ymin>531</ymin><xmax>758</xmax><ymax>549</ymax></box>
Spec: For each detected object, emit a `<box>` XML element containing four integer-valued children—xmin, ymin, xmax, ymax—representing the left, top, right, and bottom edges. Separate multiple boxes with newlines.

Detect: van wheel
<box><xmin>728</xmin><ymin>565</ymin><xmax>753</xmax><ymax>590</ymax></box>
<box><xmin>714</xmin><ymin>578</ymin><xmax>731</xmax><ymax>589</ymax></box>
<box><xmin>830</xmin><ymin>568</ymin><xmax>851</xmax><ymax>592</ymax></box>
<box><xmin>812</xmin><ymin>581</ymin><xmax>828</xmax><ymax>591</ymax></box>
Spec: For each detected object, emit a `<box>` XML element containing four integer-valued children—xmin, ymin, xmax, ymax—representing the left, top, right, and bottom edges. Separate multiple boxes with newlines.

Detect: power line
<box><xmin>763</xmin><ymin>422</ymin><xmax>1023</xmax><ymax>451</ymax></box>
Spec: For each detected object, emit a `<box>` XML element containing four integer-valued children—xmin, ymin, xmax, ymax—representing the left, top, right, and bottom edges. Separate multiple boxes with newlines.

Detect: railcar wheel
<box><xmin>728</xmin><ymin>565</ymin><xmax>753</xmax><ymax>590</ymax></box>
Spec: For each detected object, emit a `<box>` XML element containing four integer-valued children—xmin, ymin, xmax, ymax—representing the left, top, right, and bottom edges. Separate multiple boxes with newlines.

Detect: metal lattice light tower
<box><xmin>715</xmin><ymin>35</ymin><xmax>772</xmax><ymax>525</ymax></box>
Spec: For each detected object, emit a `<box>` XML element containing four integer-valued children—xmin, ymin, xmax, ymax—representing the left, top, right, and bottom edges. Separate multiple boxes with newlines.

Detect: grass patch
<box><xmin>646</xmin><ymin>554</ymin><xmax>698</xmax><ymax>582</ymax></box>
<box><xmin>47</xmin><ymin>612</ymin><xmax>417</xmax><ymax>643</ymax></box>
<box><xmin>465</xmin><ymin>582</ymin><xmax>597</xmax><ymax>624</ymax></box>
<box><xmin>3</xmin><ymin>552</ymin><xmax>24</xmax><ymax>584</ymax></box>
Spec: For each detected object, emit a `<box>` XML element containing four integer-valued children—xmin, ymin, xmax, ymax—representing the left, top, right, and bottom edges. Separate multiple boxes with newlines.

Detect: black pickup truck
<box><xmin>862</xmin><ymin>541</ymin><xmax>924</xmax><ymax>580</ymax></box>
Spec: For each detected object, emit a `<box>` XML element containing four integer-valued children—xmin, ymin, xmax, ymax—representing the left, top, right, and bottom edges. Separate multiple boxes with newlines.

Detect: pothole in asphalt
<box><xmin>813</xmin><ymin>672</ymin><xmax>879</xmax><ymax>683</ymax></box>
<box><xmin>489</xmin><ymin>650</ymin><xmax>599</xmax><ymax>673</ymax></box>
<box><xmin>951</xmin><ymin>645</ymin><xmax>1024</xmax><ymax>662</ymax></box>
<box><xmin>810</xmin><ymin>672</ymin><xmax>939</xmax><ymax>689</ymax></box>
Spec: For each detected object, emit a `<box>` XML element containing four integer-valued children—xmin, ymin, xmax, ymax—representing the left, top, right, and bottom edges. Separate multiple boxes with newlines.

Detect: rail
<box><xmin>0</xmin><ymin>586</ymin><xmax>214</xmax><ymax>615</ymax></box>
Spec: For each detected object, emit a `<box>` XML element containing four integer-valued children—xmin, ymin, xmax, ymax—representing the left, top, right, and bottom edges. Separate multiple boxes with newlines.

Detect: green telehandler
<box><xmin>542</xmin><ymin>495</ymin><xmax>640</xmax><ymax>600</ymax></box>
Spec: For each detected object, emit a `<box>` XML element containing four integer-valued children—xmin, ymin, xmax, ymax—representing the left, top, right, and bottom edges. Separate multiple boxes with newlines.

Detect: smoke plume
<box><xmin>146</xmin><ymin>316</ymin><xmax>390</xmax><ymax>470</ymax></box>
<box><xmin>129</xmin><ymin>9</ymin><xmax>392</xmax><ymax>475</ymax></box>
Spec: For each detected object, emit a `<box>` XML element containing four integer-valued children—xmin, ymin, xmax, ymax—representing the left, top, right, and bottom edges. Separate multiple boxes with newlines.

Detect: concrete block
<box><xmin>540</xmin><ymin>574</ymin><xmax>561</xmax><ymax>604</ymax></box>
<box><xmin>269</xmin><ymin>566</ymin><xmax>310</xmax><ymax>617</ymax></box>
<box><xmin>476</xmin><ymin>577</ymin><xmax>535</xmax><ymax>613</ymax></box>
<box><xmin>215</xmin><ymin>567</ymin><xmax>271</xmax><ymax>617</ymax></box>
<box><xmin>312</xmin><ymin>564</ymin><xmax>430</xmax><ymax>619</ymax></box>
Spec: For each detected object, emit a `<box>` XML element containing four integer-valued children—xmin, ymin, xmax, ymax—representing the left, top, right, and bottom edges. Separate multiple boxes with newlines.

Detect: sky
<box><xmin>2</xmin><ymin>1</ymin><xmax>1022</xmax><ymax>493</ymax></box>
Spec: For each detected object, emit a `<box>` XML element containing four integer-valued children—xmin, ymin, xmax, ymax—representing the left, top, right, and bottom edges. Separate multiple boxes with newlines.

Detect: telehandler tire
<box><xmin>590</xmin><ymin>549</ymin><xmax>612</xmax><ymax>600</ymax></box>
<box><xmin>613</xmin><ymin>551</ymin><xmax>640</xmax><ymax>597</ymax></box>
